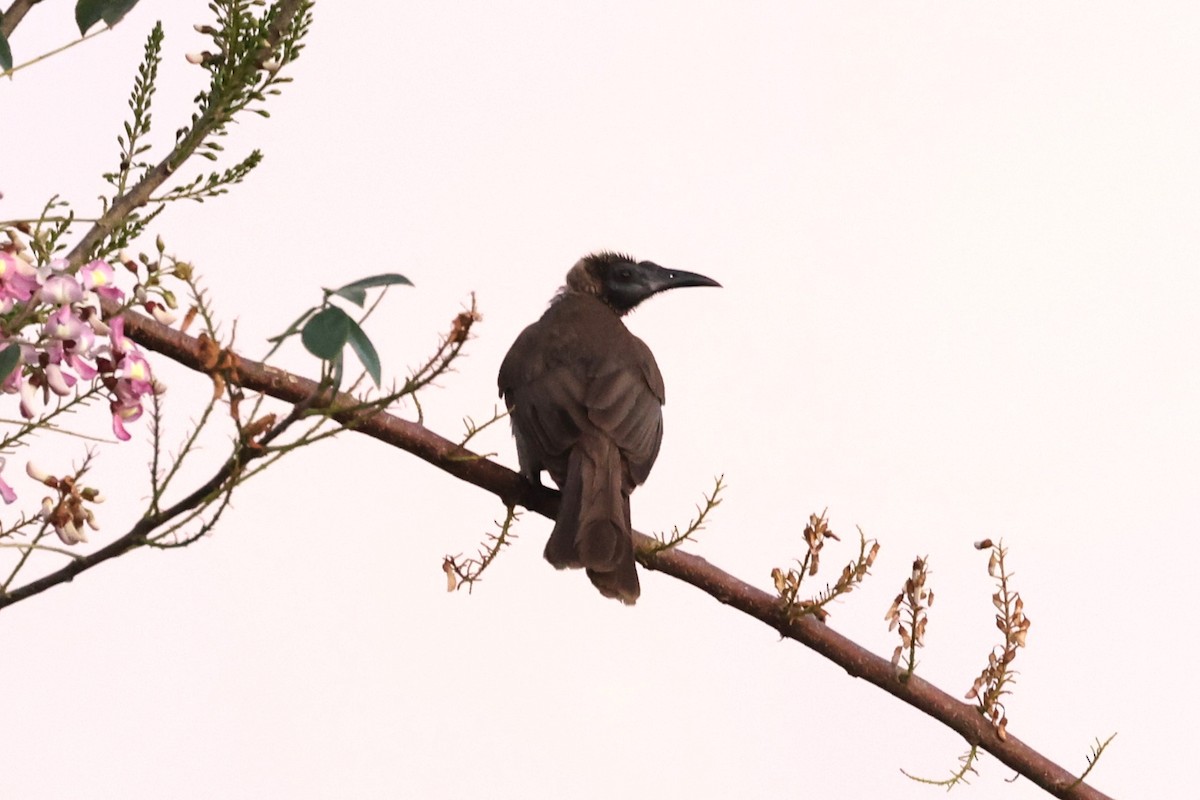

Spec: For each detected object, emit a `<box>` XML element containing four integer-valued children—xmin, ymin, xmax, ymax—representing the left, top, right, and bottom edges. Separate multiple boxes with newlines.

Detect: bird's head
<box><xmin>565</xmin><ymin>251</ymin><xmax>721</xmax><ymax>315</ymax></box>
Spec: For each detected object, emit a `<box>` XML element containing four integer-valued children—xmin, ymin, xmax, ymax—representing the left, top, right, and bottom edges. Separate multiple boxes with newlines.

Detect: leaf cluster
<box><xmin>181</xmin><ymin>0</ymin><xmax>314</xmax><ymax>151</ymax></box>
<box><xmin>269</xmin><ymin>273</ymin><xmax>414</xmax><ymax>389</ymax></box>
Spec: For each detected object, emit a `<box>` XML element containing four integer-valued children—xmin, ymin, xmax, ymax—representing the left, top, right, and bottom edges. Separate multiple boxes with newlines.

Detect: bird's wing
<box><xmin>585</xmin><ymin>338</ymin><xmax>665</xmax><ymax>486</ymax></box>
<box><xmin>505</xmin><ymin>364</ymin><xmax>589</xmax><ymax>463</ymax></box>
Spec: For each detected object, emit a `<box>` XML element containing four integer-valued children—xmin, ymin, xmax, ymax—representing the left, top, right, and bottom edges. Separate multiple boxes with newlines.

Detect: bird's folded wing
<box><xmin>586</xmin><ymin>362</ymin><xmax>664</xmax><ymax>487</ymax></box>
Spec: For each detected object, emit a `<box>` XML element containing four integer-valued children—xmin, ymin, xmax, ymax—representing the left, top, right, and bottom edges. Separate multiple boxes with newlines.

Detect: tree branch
<box><xmin>55</xmin><ymin>299</ymin><xmax>1111</xmax><ymax>800</ymax></box>
<box><xmin>0</xmin><ymin>375</ymin><xmax>316</xmax><ymax>608</ymax></box>
<box><xmin>0</xmin><ymin>0</ymin><xmax>41</xmax><ymax>40</ymax></box>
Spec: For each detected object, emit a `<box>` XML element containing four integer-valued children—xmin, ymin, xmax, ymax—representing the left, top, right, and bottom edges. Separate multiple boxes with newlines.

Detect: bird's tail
<box><xmin>544</xmin><ymin>435</ymin><xmax>640</xmax><ymax>604</ymax></box>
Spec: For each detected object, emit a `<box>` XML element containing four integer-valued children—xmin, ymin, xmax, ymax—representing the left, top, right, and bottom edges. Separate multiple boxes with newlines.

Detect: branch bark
<box><xmin>67</xmin><ymin>300</ymin><xmax>1109</xmax><ymax>800</ymax></box>
<box><xmin>0</xmin><ymin>0</ymin><xmax>41</xmax><ymax>40</ymax></box>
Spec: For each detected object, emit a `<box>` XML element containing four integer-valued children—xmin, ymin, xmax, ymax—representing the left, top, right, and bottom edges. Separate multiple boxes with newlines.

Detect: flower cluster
<box><xmin>885</xmin><ymin>556</ymin><xmax>933</xmax><ymax>677</ymax></box>
<box><xmin>1</xmin><ymin>252</ymin><xmax>161</xmax><ymax>502</ymax></box>
<box><xmin>965</xmin><ymin>540</ymin><xmax>1032</xmax><ymax>742</ymax></box>
<box><xmin>25</xmin><ymin>461</ymin><xmax>105</xmax><ymax>545</ymax></box>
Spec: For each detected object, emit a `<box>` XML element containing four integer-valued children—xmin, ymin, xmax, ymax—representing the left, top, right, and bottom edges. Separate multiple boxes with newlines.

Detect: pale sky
<box><xmin>3</xmin><ymin>3</ymin><xmax>1196</xmax><ymax>798</ymax></box>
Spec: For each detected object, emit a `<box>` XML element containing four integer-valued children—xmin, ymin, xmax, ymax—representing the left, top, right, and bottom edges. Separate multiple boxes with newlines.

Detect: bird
<box><xmin>498</xmin><ymin>252</ymin><xmax>721</xmax><ymax>604</ymax></box>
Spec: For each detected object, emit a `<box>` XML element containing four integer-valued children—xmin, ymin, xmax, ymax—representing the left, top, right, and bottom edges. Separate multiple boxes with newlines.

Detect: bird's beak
<box><xmin>644</xmin><ymin>263</ymin><xmax>722</xmax><ymax>293</ymax></box>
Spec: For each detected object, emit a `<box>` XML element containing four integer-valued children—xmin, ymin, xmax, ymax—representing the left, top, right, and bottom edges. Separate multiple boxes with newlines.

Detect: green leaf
<box><xmin>345</xmin><ymin>319</ymin><xmax>382</xmax><ymax>386</ymax></box>
<box><xmin>301</xmin><ymin>306</ymin><xmax>351</xmax><ymax>361</ymax></box>
<box><xmin>0</xmin><ymin>344</ymin><xmax>21</xmax><ymax>382</ymax></box>
<box><xmin>76</xmin><ymin>0</ymin><xmax>142</xmax><ymax>35</ymax></box>
<box><xmin>329</xmin><ymin>273</ymin><xmax>413</xmax><ymax>307</ymax></box>
<box><xmin>0</xmin><ymin>31</ymin><xmax>12</xmax><ymax>73</ymax></box>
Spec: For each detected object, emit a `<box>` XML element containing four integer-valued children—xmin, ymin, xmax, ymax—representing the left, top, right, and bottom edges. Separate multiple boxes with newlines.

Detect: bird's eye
<box><xmin>617</xmin><ymin>268</ymin><xmax>633</xmax><ymax>280</ymax></box>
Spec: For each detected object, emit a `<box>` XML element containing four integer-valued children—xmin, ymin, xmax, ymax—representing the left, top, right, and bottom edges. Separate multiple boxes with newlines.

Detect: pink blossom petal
<box><xmin>44</xmin><ymin>363</ymin><xmax>75</xmax><ymax>396</ymax></box>
<box><xmin>81</xmin><ymin>260</ymin><xmax>124</xmax><ymax>300</ymax></box>
<box><xmin>0</xmin><ymin>469</ymin><xmax>16</xmax><ymax>504</ymax></box>
<box><xmin>39</xmin><ymin>275</ymin><xmax>84</xmax><ymax>305</ymax></box>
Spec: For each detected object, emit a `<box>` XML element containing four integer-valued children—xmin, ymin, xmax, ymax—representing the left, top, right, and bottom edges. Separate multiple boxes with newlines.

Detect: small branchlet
<box><xmin>448</xmin><ymin>405</ymin><xmax>509</xmax><ymax>461</ymax></box>
<box><xmin>772</xmin><ymin>512</ymin><xmax>879</xmax><ymax>622</ymax></box>
<box><xmin>444</xmin><ymin>505</ymin><xmax>521</xmax><ymax>593</ymax></box>
<box><xmin>965</xmin><ymin>539</ymin><xmax>1032</xmax><ymax>742</ymax></box>
<box><xmin>1068</xmin><ymin>733</ymin><xmax>1117</xmax><ymax>790</ymax></box>
<box><xmin>647</xmin><ymin>474</ymin><xmax>725</xmax><ymax>553</ymax></box>
<box><xmin>885</xmin><ymin>555</ymin><xmax>933</xmax><ymax>680</ymax></box>
<box><xmin>901</xmin><ymin>745</ymin><xmax>981</xmax><ymax>788</ymax></box>
<box><xmin>402</xmin><ymin>298</ymin><xmax>482</xmax><ymax>422</ymax></box>
<box><xmin>151</xmin><ymin>150</ymin><xmax>264</xmax><ymax>203</ymax></box>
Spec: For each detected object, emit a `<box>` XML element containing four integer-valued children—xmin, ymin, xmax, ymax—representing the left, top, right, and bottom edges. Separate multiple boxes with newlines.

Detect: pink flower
<box><xmin>39</xmin><ymin>274</ymin><xmax>84</xmax><ymax>306</ymax></box>
<box><xmin>109</xmin><ymin>315</ymin><xmax>130</xmax><ymax>354</ymax></box>
<box><xmin>115</xmin><ymin>351</ymin><xmax>154</xmax><ymax>397</ymax></box>
<box><xmin>42</xmin><ymin>306</ymin><xmax>97</xmax><ymax>380</ymax></box>
<box><xmin>44</xmin><ymin>363</ymin><xmax>75</xmax><ymax>396</ymax></box>
<box><xmin>17</xmin><ymin>373</ymin><xmax>38</xmax><ymax>419</ymax></box>
<box><xmin>0</xmin><ymin>458</ymin><xmax>17</xmax><ymax>504</ymax></box>
<box><xmin>43</xmin><ymin>304</ymin><xmax>88</xmax><ymax>342</ymax></box>
<box><xmin>102</xmin><ymin>315</ymin><xmax>155</xmax><ymax>439</ymax></box>
<box><xmin>81</xmin><ymin>260</ymin><xmax>124</xmax><ymax>301</ymax></box>
<box><xmin>111</xmin><ymin>398</ymin><xmax>144</xmax><ymax>441</ymax></box>
<box><xmin>0</xmin><ymin>252</ymin><xmax>39</xmax><ymax>311</ymax></box>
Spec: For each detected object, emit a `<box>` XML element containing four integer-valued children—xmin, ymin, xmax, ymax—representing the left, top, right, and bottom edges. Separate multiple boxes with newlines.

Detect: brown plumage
<box><xmin>498</xmin><ymin>252</ymin><xmax>720</xmax><ymax>603</ymax></box>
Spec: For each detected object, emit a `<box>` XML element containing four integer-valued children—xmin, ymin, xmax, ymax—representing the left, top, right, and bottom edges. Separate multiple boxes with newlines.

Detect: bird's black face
<box><xmin>592</xmin><ymin>255</ymin><xmax>722</xmax><ymax>315</ymax></box>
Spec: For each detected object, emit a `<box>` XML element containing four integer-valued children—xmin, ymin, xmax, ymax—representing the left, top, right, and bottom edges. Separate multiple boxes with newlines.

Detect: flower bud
<box><xmin>25</xmin><ymin>461</ymin><xmax>57</xmax><ymax>487</ymax></box>
<box><xmin>57</xmin><ymin>519</ymin><xmax>88</xmax><ymax>545</ymax></box>
<box><xmin>147</xmin><ymin>301</ymin><xmax>178</xmax><ymax>326</ymax></box>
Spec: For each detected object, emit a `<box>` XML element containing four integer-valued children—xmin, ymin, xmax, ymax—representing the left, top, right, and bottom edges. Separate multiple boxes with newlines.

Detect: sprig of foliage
<box><xmin>772</xmin><ymin>513</ymin><xmax>879</xmax><ymax>622</ymax></box>
<box><xmin>179</xmin><ymin>0</ymin><xmax>314</xmax><ymax>158</ymax></box>
<box><xmin>103</xmin><ymin>22</ymin><xmax>163</xmax><ymax>198</ymax></box>
<box><xmin>648</xmin><ymin>474</ymin><xmax>725</xmax><ymax>553</ymax></box>
<box><xmin>269</xmin><ymin>273</ymin><xmax>414</xmax><ymax>389</ymax></box>
<box><xmin>79</xmin><ymin>1</ymin><xmax>314</xmax><ymax>261</ymax></box>
<box><xmin>151</xmin><ymin>150</ymin><xmax>263</xmax><ymax>203</ymax></box>
<box><xmin>7</xmin><ymin>197</ymin><xmax>78</xmax><ymax>267</ymax></box>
